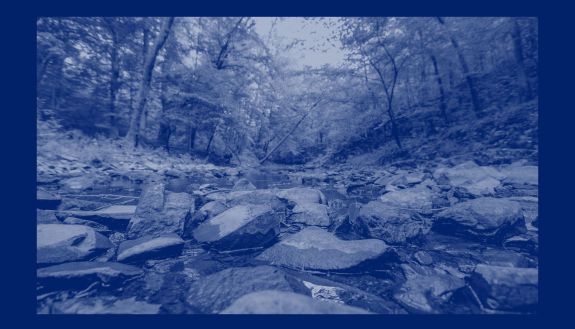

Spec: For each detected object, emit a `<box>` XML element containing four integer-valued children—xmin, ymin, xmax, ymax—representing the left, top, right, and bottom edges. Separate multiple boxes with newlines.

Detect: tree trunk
<box><xmin>109</xmin><ymin>28</ymin><xmax>120</xmax><ymax>138</ymax></box>
<box><xmin>430</xmin><ymin>54</ymin><xmax>449</xmax><ymax>123</ymax></box>
<box><xmin>125</xmin><ymin>17</ymin><xmax>174</xmax><ymax>148</ymax></box>
<box><xmin>512</xmin><ymin>20</ymin><xmax>534</xmax><ymax>101</ymax></box>
<box><xmin>437</xmin><ymin>17</ymin><xmax>481</xmax><ymax>115</ymax></box>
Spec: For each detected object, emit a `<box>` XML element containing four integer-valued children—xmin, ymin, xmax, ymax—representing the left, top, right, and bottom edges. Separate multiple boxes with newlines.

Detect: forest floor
<box><xmin>36</xmin><ymin>128</ymin><xmax>538</xmax><ymax>314</ymax></box>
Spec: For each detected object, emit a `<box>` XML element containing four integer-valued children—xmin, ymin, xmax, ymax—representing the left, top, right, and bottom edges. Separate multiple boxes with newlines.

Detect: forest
<box><xmin>37</xmin><ymin>17</ymin><xmax>538</xmax><ymax>314</ymax></box>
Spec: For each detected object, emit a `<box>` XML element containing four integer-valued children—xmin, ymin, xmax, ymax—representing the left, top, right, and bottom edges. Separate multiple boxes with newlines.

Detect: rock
<box><xmin>434</xmin><ymin>161</ymin><xmax>503</xmax><ymax>196</ymax></box>
<box><xmin>469</xmin><ymin>265</ymin><xmax>538</xmax><ymax>312</ymax></box>
<box><xmin>394</xmin><ymin>264</ymin><xmax>464</xmax><ymax>313</ymax></box>
<box><xmin>290</xmin><ymin>202</ymin><xmax>331</xmax><ymax>227</ymax></box>
<box><xmin>58</xmin><ymin>205</ymin><xmax>137</xmax><ymax>230</ymax></box>
<box><xmin>413</xmin><ymin>251</ymin><xmax>433</xmax><ymax>266</ymax></box>
<box><xmin>183</xmin><ymin>200</ymin><xmax>228</xmax><ymax>237</ymax></box>
<box><xmin>221</xmin><ymin>290</ymin><xmax>371</xmax><ymax>314</ymax></box>
<box><xmin>187</xmin><ymin>266</ymin><xmax>303</xmax><ymax>313</ymax></box>
<box><xmin>47</xmin><ymin>296</ymin><xmax>160</xmax><ymax>314</ymax></box>
<box><xmin>37</xmin><ymin>224</ymin><xmax>113</xmax><ymax>266</ymax></box>
<box><xmin>257</xmin><ymin>227</ymin><xmax>388</xmax><ymax>271</ymax></box>
<box><xmin>232</xmin><ymin>178</ymin><xmax>257</xmax><ymax>192</ymax></box>
<box><xmin>500</xmin><ymin>164</ymin><xmax>538</xmax><ymax>186</ymax></box>
<box><xmin>61</xmin><ymin>173</ymin><xmax>109</xmax><ymax>192</ymax></box>
<box><xmin>433</xmin><ymin>197</ymin><xmax>526</xmax><ymax>243</ymax></box>
<box><xmin>192</xmin><ymin>204</ymin><xmax>282</xmax><ymax>250</ymax></box>
<box><xmin>276</xmin><ymin>187</ymin><xmax>327</xmax><ymax>206</ymax></box>
<box><xmin>117</xmin><ymin>234</ymin><xmax>185</xmax><ymax>263</ymax></box>
<box><xmin>226</xmin><ymin>189</ymin><xmax>286</xmax><ymax>209</ymax></box>
<box><xmin>37</xmin><ymin>189</ymin><xmax>61</xmax><ymax>210</ymax></box>
<box><xmin>353</xmin><ymin>201</ymin><xmax>431</xmax><ymax>244</ymax></box>
<box><xmin>127</xmin><ymin>182</ymin><xmax>193</xmax><ymax>239</ymax></box>
<box><xmin>37</xmin><ymin>209</ymin><xmax>60</xmax><ymax>224</ymax></box>
<box><xmin>63</xmin><ymin>217</ymin><xmax>111</xmax><ymax>234</ymax></box>
<box><xmin>37</xmin><ymin>262</ymin><xmax>143</xmax><ymax>290</ymax></box>
<box><xmin>378</xmin><ymin>184</ymin><xmax>434</xmax><ymax>212</ymax></box>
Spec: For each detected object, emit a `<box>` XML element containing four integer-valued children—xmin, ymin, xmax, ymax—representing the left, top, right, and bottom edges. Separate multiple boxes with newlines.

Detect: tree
<box><xmin>125</xmin><ymin>17</ymin><xmax>175</xmax><ymax>148</ymax></box>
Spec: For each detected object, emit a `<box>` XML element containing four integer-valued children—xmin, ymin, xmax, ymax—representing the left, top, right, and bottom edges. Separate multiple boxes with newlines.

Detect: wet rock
<box><xmin>48</xmin><ymin>296</ymin><xmax>160</xmax><ymax>314</ymax></box>
<box><xmin>63</xmin><ymin>217</ymin><xmax>111</xmax><ymax>234</ymax></box>
<box><xmin>290</xmin><ymin>202</ymin><xmax>331</xmax><ymax>227</ymax></box>
<box><xmin>192</xmin><ymin>204</ymin><xmax>282</xmax><ymax>250</ymax></box>
<box><xmin>37</xmin><ymin>261</ymin><xmax>143</xmax><ymax>290</ymax></box>
<box><xmin>434</xmin><ymin>161</ymin><xmax>503</xmax><ymax>196</ymax></box>
<box><xmin>394</xmin><ymin>264</ymin><xmax>465</xmax><ymax>313</ymax></box>
<box><xmin>117</xmin><ymin>234</ymin><xmax>185</xmax><ymax>263</ymax></box>
<box><xmin>378</xmin><ymin>184</ymin><xmax>434</xmax><ymax>212</ymax></box>
<box><xmin>276</xmin><ymin>187</ymin><xmax>327</xmax><ymax>206</ymax></box>
<box><xmin>183</xmin><ymin>200</ymin><xmax>228</xmax><ymax>237</ymax></box>
<box><xmin>232</xmin><ymin>178</ymin><xmax>257</xmax><ymax>192</ymax></box>
<box><xmin>221</xmin><ymin>290</ymin><xmax>371</xmax><ymax>314</ymax></box>
<box><xmin>468</xmin><ymin>265</ymin><xmax>538</xmax><ymax>312</ymax></box>
<box><xmin>257</xmin><ymin>227</ymin><xmax>388</xmax><ymax>271</ymax></box>
<box><xmin>414</xmin><ymin>251</ymin><xmax>433</xmax><ymax>266</ymax></box>
<box><xmin>352</xmin><ymin>201</ymin><xmax>431</xmax><ymax>244</ymax></box>
<box><xmin>187</xmin><ymin>266</ymin><xmax>302</xmax><ymax>313</ymax></box>
<box><xmin>37</xmin><ymin>224</ymin><xmax>113</xmax><ymax>266</ymax></box>
<box><xmin>58</xmin><ymin>205</ymin><xmax>137</xmax><ymax>230</ymax></box>
<box><xmin>127</xmin><ymin>182</ymin><xmax>193</xmax><ymax>239</ymax></box>
<box><xmin>37</xmin><ymin>189</ymin><xmax>61</xmax><ymax>210</ymax></box>
<box><xmin>433</xmin><ymin>197</ymin><xmax>526</xmax><ymax>243</ymax></box>
<box><xmin>37</xmin><ymin>209</ymin><xmax>60</xmax><ymax>224</ymax></box>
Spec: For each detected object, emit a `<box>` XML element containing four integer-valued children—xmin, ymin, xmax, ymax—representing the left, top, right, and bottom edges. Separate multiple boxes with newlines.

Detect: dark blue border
<box><xmin>3</xmin><ymin>0</ymin><xmax>571</xmax><ymax>328</ymax></box>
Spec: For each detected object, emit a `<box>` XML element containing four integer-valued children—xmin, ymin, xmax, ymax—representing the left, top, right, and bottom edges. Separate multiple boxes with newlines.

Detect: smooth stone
<box><xmin>433</xmin><ymin>197</ymin><xmax>526</xmax><ymax>243</ymax></box>
<box><xmin>37</xmin><ymin>261</ymin><xmax>143</xmax><ymax>290</ymax></box>
<box><xmin>192</xmin><ymin>204</ymin><xmax>282</xmax><ymax>250</ymax></box>
<box><xmin>290</xmin><ymin>202</ymin><xmax>331</xmax><ymax>226</ymax></box>
<box><xmin>37</xmin><ymin>209</ymin><xmax>60</xmax><ymax>224</ymax></box>
<box><xmin>469</xmin><ymin>264</ymin><xmax>538</xmax><ymax>312</ymax></box>
<box><xmin>187</xmin><ymin>266</ymin><xmax>302</xmax><ymax>314</ymax></box>
<box><xmin>231</xmin><ymin>178</ymin><xmax>257</xmax><ymax>191</ymax></box>
<box><xmin>276</xmin><ymin>187</ymin><xmax>327</xmax><ymax>205</ymax></box>
<box><xmin>221</xmin><ymin>290</ymin><xmax>371</xmax><ymax>314</ymax></box>
<box><xmin>434</xmin><ymin>161</ymin><xmax>503</xmax><ymax>196</ymax></box>
<box><xmin>117</xmin><ymin>234</ymin><xmax>185</xmax><ymax>263</ymax></box>
<box><xmin>37</xmin><ymin>224</ymin><xmax>112</xmax><ymax>266</ymax></box>
<box><xmin>257</xmin><ymin>227</ymin><xmax>388</xmax><ymax>270</ymax></box>
<box><xmin>58</xmin><ymin>205</ymin><xmax>137</xmax><ymax>230</ymax></box>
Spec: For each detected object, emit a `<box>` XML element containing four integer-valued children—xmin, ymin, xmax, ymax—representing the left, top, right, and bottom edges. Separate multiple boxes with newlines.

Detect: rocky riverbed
<box><xmin>36</xmin><ymin>160</ymin><xmax>538</xmax><ymax>314</ymax></box>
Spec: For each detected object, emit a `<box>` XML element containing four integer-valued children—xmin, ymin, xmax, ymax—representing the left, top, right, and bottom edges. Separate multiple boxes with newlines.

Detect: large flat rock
<box><xmin>117</xmin><ymin>234</ymin><xmax>185</xmax><ymax>263</ymax></box>
<box><xmin>221</xmin><ymin>290</ymin><xmax>371</xmax><ymax>314</ymax></box>
<box><xmin>37</xmin><ymin>261</ymin><xmax>143</xmax><ymax>290</ymax></box>
<box><xmin>257</xmin><ymin>227</ymin><xmax>388</xmax><ymax>270</ymax></box>
<box><xmin>187</xmin><ymin>266</ymin><xmax>301</xmax><ymax>313</ymax></box>
<box><xmin>192</xmin><ymin>204</ymin><xmax>282</xmax><ymax>250</ymax></box>
<box><xmin>433</xmin><ymin>197</ymin><xmax>526</xmax><ymax>242</ymax></box>
<box><xmin>37</xmin><ymin>224</ymin><xmax>112</xmax><ymax>266</ymax></box>
<box><xmin>58</xmin><ymin>205</ymin><xmax>137</xmax><ymax>230</ymax></box>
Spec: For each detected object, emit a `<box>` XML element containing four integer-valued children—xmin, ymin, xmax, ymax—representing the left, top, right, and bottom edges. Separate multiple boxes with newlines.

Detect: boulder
<box><xmin>117</xmin><ymin>234</ymin><xmax>185</xmax><ymax>263</ymax></box>
<box><xmin>37</xmin><ymin>224</ymin><xmax>113</xmax><ymax>266</ymax></box>
<box><xmin>231</xmin><ymin>178</ymin><xmax>257</xmax><ymax>192</ymax></box>
<box><xmin>500</xmin><ymin>164</ymin><xmax>538</xmax><ymax>186</ymax></box>
<box><xmin>434</xmin><ymin>161</ymin><xmax>503</xmax><ymax>196</ymax></box>
<box><xmin>290</xmin><ymin>202</ymin><xmax>331</xmax><ymax>227</ymax></box>
<box><xmin>257</xmin><ymin>227</ymin><xmax>388</xmax><ymax>271</ymax></box>
<box><xmin>378</xmin><ymin>184</ymin><xmax>434</xmax><ymax>212</ymax></box>
<box><xmin>37</xmin><ymin>261</ymin><xmax>143</xmax><ymax>290</ymax></box>
<box><xmin>183</xmin><ymin>200</ymin><xmax>228</xmax><ymax>237</ymax></box>
<box><xmin>276</xmin><ymin>187</ymin><xmax>327</xmax><ymax>206</ymax></box>
<box><xmin>192</xmin><ymin>204</ymin><xmax>282</xmax><ymax>250</ymax></box>
<box><xmin>469</xmin><ymin>265</ymin><xmax>538</xmax><ymax>312</ymax></box>
<box><xmin>187</xmin><ymin>266</ymin><xmax>302</xmax><ymax>313</ymax></box>
<box><xmin>433</xmin><ymin>197</ymin><xmax>526</xmax><ymax>243</ymax></box>
<box><xmin>127</xmin><ymin>182</ymin><xmax>193</xmax><ymax>239</ymax></box>
<box><xmin>394</xmin><ymin>264</ymin><xmax>464</xmax><ymax>313</ymax></box>
<box><xmin>37</xmin><ymin>189</ymin><xmax>61</xmax><ymax>210</ymax></box>
<box><xmin>353</xmin><ymin>201</ymin><xmax>431</xmax><ymax>244</ymax></box>
<box><xmin>37</xmin><ymin>209</ymin><xmax>60</xmax><ymax>224</ymax></box>
<box><xmin>221</xmin><ymin>290</ymin><xmax>371</xmax><ymax>314</ymax></box>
